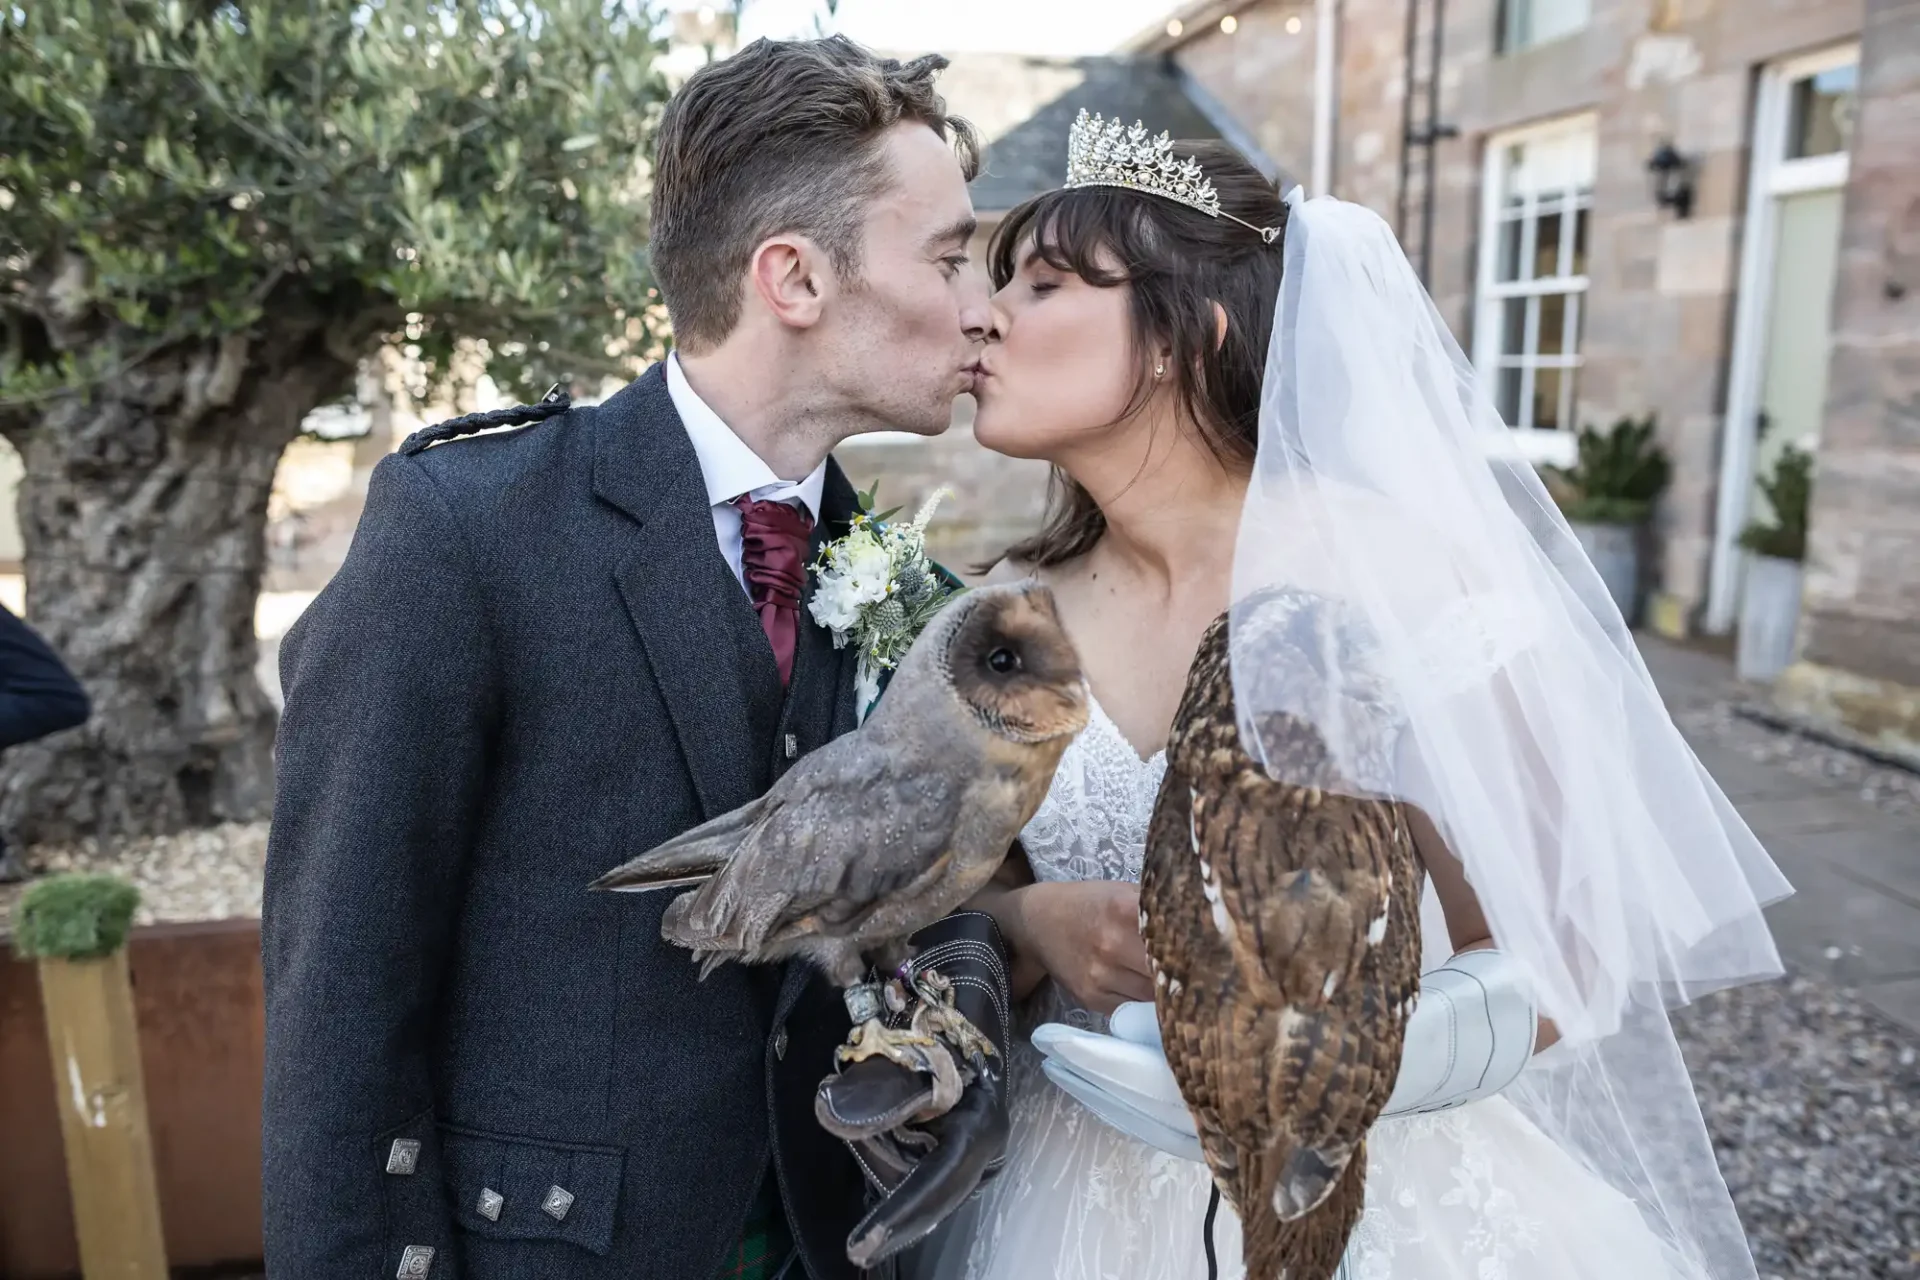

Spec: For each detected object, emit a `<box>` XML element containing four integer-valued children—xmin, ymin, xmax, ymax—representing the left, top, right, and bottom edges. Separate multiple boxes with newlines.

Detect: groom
<box><xmin>262</xmin><ymin>37</ymin><xmax>997</xmax><ymax>1280</ymax></box>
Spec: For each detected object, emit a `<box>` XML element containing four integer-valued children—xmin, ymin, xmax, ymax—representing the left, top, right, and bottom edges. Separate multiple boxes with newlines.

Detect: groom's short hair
<box><xmin>650</xmin><ymin>36</ymin><xmax>979</xmax><ymax>352</ymax></box>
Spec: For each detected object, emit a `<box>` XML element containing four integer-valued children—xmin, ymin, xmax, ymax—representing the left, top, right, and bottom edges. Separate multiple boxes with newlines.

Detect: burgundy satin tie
<box><xmin>734</xmin><ymin>496</ymin><xmax>815</xmax><ymax>687</ymax></box>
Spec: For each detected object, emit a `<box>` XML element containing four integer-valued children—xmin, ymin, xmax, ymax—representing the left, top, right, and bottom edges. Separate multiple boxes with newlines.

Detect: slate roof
<box><xmin>923</xmin><ymin>53</ymin><xmax>1226</xmax><ymax>213</ymax></box>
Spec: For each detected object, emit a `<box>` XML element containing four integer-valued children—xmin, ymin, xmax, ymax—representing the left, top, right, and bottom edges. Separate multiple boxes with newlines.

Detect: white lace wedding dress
<box><xmin>909</xmin><ymin>697</ymin><xmax>1693</xmax><ymax>1280</ymax></box>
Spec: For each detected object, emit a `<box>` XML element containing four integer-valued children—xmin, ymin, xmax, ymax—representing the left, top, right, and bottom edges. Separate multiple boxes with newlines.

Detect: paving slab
<box><xmin>1863</xmin><ymin>977</ymin><xmax>1920</xmax><ymax>1034</ymax></box>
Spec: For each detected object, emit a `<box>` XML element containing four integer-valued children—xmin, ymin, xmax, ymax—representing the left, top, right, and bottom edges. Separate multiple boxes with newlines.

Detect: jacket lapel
<box><xmin>595</xmin><ymin>366</ymin><xmax>783</xmax><ymax>821</ymax></box>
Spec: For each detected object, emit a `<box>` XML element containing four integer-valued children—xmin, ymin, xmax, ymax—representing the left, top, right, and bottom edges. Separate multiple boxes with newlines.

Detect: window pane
<box><xmin>1499</xmin><ymin>124</ymin><xmax>1597</xmax><ymax>206</ymax></box>
<box><xmin>1565</xmin><ymin>292</ymin><xmax>1582</xmax><ymax>355</ymax></box>
<box><xmin>1498</xmin><ymin>297</ymin><xmax>1529</xmax><ymax>356</ymax></box>
<box><xmin>1497</xmin><ymin>365</ymin><xmax>1525</xmax><ymax>426</ymax></box>
<box><xmin>1534</xmin><ymin>211</ymin><xmax>1564</xmax><ymax>279</ymax></box>
<box><xmin>1531</xmin><ymin>0</ymin><xmax>1590</xmax><ymax>45</ymax></box>
<box><xmin>1788</xmin><ymin>63</ymin><xmax>1858</xmax><ymax>160</ymax></box>
<box><xmin>1533</xmin><ymin>367</ymin><xmax>1564</xmax><ymax>431</ymax></box>
<box><xmin>1538</xmin><ymin>293</ymin><xmax>1567</xmax><ymax>356</ymax></box>
<box><xmin>1499</xmin><ymin>0</ymin><xmax>1591</xmax><ymax>53</ymax></box>
<box><xmin>1572</xmin><ymin>207</ymin><xmax>1589</xmax><ymax>276</ymax></box>
<box><xmin>1496</xmin><ymin>216</ymin><xmax>1525</xmax><ymax>282</ymax></box>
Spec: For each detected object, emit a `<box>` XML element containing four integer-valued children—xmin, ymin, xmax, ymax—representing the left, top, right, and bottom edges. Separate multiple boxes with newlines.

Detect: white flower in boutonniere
<box><xmin>809</xmin><ymin>484</ymin><xmax>964</xmax><ymax>723</ymax></box>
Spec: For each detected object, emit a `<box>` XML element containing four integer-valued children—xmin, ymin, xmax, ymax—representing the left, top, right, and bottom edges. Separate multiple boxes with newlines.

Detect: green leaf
<box><xmin>1546</xmin><ymin>415</ymin><xmax>1670</xmax><ymax>522</ymax></box>
<box><xmin>1737</xmin><ymin>444</ymin><xmax>1814</xmax><ymax>561</ymax></box>
<box><xmin>1</xmin><ymin>0</ymin><xmax>670</xmax><ymax>410</ymax></box>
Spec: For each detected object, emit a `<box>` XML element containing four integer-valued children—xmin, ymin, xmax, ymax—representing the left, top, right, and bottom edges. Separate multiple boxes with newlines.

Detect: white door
<box><xmin>1752</xmin><ymin>189</ymin><xmax>1844</xmax><ymax>510</ymax></box>
<box><xmin>1705</xmin><ymin>45</ymin><xmax>1858</xmax><ymax>633</ymax></box>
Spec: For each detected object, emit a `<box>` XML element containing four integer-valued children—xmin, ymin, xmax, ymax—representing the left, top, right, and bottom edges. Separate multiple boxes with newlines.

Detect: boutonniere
<box><xmin>809</xmin><ymin>484</ymin><xmax>964</xmax><ymax>721</ymax></box>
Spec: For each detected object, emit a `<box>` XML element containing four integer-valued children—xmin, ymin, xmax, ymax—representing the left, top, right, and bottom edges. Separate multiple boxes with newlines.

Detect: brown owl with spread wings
<box><xmin>1141</xmin><ymin>601</ymin><xmax>1423</xmax><ymax>1280</ymax></box>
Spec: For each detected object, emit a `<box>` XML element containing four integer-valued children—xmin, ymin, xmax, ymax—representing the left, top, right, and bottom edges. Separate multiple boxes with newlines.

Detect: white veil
<box><xmin>1230</xmin><ymin>190</ymin><xmax>1790</xmax><ymax>1278</ymax></box>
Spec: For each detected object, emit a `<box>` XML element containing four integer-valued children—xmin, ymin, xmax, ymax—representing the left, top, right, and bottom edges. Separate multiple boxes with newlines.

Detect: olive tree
<box><xmin>0</xmin><ymin>0</ymin><xmax>666</xmax><ymax>841</ymax></box>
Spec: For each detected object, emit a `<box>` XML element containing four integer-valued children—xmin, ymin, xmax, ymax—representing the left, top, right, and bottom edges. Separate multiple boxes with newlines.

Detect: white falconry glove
<box><xmin>1032</xmin><ymin>947</ymin><xmax>1539</xmax><ymax>1162</ymax></box>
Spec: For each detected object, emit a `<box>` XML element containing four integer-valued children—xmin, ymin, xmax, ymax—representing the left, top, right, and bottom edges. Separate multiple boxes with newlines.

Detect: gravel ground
<box><xmin>0</xmin><ymin>820</ymin><xmax>267</xmax><ymax>935</ymax></box>
<box><xmin>1675</xmin><ymin>974</ymin><xmax>1920</xmax><ymax>1280</ymax></box>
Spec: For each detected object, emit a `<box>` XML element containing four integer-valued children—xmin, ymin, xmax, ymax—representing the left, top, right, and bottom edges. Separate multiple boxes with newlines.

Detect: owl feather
<box><xmin>1142</xmin><ymin>603</ymin><xmax>1422</xmax><ymax>1280</ymax></box>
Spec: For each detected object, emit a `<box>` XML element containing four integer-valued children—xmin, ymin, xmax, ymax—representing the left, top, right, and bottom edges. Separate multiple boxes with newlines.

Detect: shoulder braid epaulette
<box><xmin>398</xmin><ymin>383</ymin><xmax>572</xmax><ymax>455</ymax></box>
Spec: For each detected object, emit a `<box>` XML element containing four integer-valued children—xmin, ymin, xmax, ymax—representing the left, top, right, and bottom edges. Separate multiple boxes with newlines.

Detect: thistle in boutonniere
<box><xmin>809</xmin><ymin>484</ymin><xmax>963</xmax><ymax>721</ymax></box>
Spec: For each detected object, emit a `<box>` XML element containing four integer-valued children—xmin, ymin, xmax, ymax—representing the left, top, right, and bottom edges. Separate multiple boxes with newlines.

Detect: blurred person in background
<box><xmin>0</xmin><ymin>601</ymin><xmax>91</xmax><ymax>882</ymax></box>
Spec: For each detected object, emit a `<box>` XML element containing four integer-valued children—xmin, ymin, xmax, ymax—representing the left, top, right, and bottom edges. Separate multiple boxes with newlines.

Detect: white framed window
<box><xmin>1472</xmin><ymin>114</ymin><xmax>1596</xmax><ymax>466</ymax></box>
<box><xmin>1497</xmin><ymin>0</ymin><xmax>1590</xmax><ymax>53</ymax></box>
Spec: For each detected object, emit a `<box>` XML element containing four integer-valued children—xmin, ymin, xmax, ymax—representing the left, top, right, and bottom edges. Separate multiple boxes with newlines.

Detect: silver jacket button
<box><xmin>396</xmin><ymin>1244</ymin><xmax>435</xmax><ymax>1278</ymax></box>
<box><xmin>477</xmin><ymin>1187</ymin><xmax>504</xmax><ymax>1222</ymax></box>
<box><xmin>773</xmin><ymin>1025</ymin><xmax>790</xmax><ymax>1061</ymax></box>
<box><xmin>385</xmin><ymin>1139</ymin><xmax>421</xmax><ymax>1176</ymax></box>
<box><xmin>542</xmin><ymin>1184</ymin><xmax>576</xmax><ymax>1222</ymax></box>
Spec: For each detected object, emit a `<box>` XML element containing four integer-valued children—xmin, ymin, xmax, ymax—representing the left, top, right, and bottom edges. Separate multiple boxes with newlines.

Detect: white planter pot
<box><xmin>1737</xmin><ymin>554</ymin><xmax>1804</xmax><ymax>682</ymax></box>
<box><xmin>1569</xmin><ymin>521</ymin><xmax>1641</xmax><ymax>625</ymax></box>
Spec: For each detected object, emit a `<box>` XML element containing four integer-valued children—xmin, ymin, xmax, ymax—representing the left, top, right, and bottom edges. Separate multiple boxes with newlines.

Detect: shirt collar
<box><xmin>666</xmin><ymin>352</ymin><xmax>826</xmax><ymax>521</ymax></box>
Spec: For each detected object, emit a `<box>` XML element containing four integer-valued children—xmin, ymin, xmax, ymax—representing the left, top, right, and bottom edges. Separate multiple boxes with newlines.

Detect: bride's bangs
<box><xmin>987</xmin><ymin>187</ymin><xmax>1156</xmax><ymax>292</ymax></box>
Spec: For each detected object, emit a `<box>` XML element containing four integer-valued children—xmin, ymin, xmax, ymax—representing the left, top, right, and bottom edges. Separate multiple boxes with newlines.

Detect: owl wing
<box><xmin>1151</xmin><ymin>755</ymin><xmax>1420</xmax><ymax>1227</ymax></box>
<box><xmin>663</xmin><ymin>735</ymin><xmax>966</xmax><ymax>954</ymax></box>
<box><xmin>1142</xmin><ymin>767</ymin><xmax>1262</xmax><ymax>1188</ymax></box>
<box><xmin>1208</xmin><ymin>776</ymin><xmax>1415</xmax><ymax>1221</ymax></box>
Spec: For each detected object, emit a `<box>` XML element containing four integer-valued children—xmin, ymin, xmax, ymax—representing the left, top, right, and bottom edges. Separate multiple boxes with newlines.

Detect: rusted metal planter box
<box><xmin>0</xmin><ymin>918</ymin><xmax>264</xmax><ymax>1278</ymax></box>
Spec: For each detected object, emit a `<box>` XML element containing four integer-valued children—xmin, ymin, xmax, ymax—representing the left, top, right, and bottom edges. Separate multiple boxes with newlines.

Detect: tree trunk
<box><xmin>1</xmin><ymin>335</ymin><xmax>353</xmax><ymax>844</ymax></box>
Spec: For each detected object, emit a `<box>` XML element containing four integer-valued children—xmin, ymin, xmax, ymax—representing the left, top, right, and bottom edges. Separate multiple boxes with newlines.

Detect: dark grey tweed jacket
<box><xmin>262</xmin><ymin>363</ymin><xmax>875</xmax><ymax>1280</ymax></box>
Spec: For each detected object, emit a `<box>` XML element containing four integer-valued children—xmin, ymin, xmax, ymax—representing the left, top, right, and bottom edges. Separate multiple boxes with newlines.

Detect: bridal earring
<box><xmin>1153</xmin><ymin>361</ymin><xmax>1165</xmax><ymax>380</ymax></box>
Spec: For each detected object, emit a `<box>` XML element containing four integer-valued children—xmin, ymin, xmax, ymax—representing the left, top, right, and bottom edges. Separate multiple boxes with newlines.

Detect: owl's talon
<box><xmin>908</xmin><ymin>968</ymin><xmax>999</xmax><ymax>1065</ymax></box>
<box><xmin>838</xmin><ymin>1017</ymin><xmax>966</xmax><ymax>1117</ymax></box>
<box><xmin>838</xmin><ymin>1017</ymin><xmax>942</xmax><ymax>1071</ymax></box>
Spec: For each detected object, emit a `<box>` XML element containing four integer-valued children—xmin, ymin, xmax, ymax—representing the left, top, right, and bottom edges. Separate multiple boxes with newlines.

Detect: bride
<box><xmin>907</xmin><ymin>117</ymin><xmax>1788</xmax><ymax>1280</ymax></box>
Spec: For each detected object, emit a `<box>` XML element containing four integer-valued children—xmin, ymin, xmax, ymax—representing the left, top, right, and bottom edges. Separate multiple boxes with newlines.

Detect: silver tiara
<box><xmin>1063</xmin><ymin>109</ymin><xmax>1280</xmax><ymax>244</ymax></box>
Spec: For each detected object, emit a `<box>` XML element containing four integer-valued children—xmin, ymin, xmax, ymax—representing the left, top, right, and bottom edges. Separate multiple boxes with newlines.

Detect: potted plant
<box><xmin>1543</xmin><ymin>415</ymin><xmax>1672</xmax><ymax>625</ymax></box>
<box><xmin>1736</xmin><ymin>443</ymin><xmax>1813</xmax><ymax>682</ymax></box>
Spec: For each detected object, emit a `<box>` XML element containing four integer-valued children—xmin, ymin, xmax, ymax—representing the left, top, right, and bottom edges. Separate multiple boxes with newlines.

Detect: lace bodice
<box><xmin>1020</xmin><ymin>696</ymin><xmax>1167</xmax><ymax>887</ymax></box>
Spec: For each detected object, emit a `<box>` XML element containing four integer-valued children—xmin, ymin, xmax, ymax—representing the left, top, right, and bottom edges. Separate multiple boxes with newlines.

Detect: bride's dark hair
<box><xmin>988</xmin><ymin>140</ymin><xmax>1289</xmax><ymax>568</ymax></box>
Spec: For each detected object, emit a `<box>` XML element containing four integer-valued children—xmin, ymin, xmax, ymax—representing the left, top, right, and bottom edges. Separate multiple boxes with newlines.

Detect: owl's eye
<box><xmin>987</xmin><ymin>647</ymin><xmax>1021</xmax><ymax>674</ymax></box>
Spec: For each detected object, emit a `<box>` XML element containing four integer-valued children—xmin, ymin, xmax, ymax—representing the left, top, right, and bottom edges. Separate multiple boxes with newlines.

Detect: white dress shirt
<box><xmin>666</xmin><ymin>353</ymin><xmax>827</xmax><ymax>594</ymax></box>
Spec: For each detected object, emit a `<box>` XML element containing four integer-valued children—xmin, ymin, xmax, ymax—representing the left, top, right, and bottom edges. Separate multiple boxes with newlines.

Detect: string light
<box><xmin>1220</xmin><ymin>14</ymin><xmax>1238</xmax><ymax>33</ymax></box>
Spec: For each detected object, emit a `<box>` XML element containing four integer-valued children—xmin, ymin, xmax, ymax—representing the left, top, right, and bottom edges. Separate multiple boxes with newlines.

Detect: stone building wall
<box><xmin>836</xmin><ymin>401</ymin><xmax>1054</xmax><ymax>581</ymax></box>
<box><xmin>1776</xmin><ymin>0</ymin><xmax>1920</xmax><ymax>760</ymax></box>
<box><xmin>1575</xmin><ymin>0</ymin><xmax>1860</xmax><ymax>623</ymax></box>
<box><xmin>1166</xmin><ymin>0</ymin><xmax>1868</xmax><ymax>633</ymax></box>
<box><xmin>1169</xmin><ymin>2</ymin><xmax>1322</xmax><ymax>175</ymax></box>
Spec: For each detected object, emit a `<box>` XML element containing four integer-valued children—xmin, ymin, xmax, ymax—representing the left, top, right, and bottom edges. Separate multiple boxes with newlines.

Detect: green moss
<box><xmin>12</xmin><ymin>874</ymin><xmax>141</xmax><ymax>961</ymax></box>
